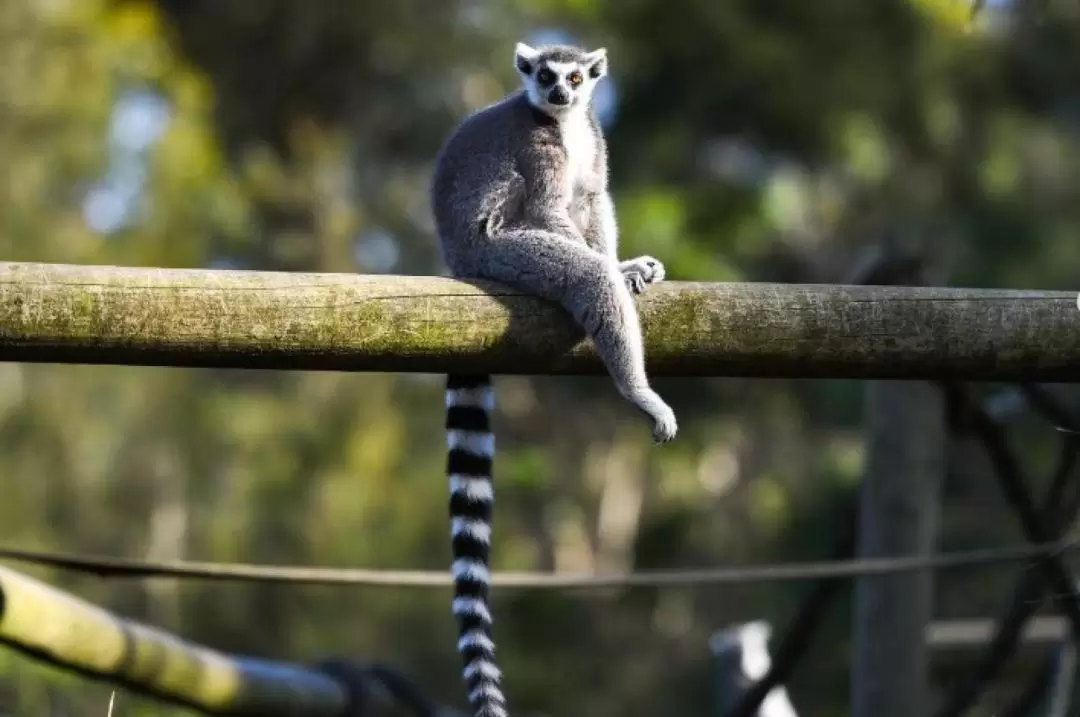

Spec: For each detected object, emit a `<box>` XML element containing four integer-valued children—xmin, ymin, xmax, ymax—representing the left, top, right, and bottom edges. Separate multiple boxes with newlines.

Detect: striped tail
<box><xmin>446</xmin><ymin>373</ymin><xmax>508</xmax><ymax>717</ymax></box>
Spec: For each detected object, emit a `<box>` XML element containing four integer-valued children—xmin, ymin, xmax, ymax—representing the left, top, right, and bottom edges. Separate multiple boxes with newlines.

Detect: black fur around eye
<box><xmin>537</xmin><ymin>68</ymin><xmax>555</xmax><ymax>86</ymax></box>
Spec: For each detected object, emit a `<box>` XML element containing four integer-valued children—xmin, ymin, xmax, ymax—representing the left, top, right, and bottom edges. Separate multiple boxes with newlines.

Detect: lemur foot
<box><xmin>624</xmin><ymin>271</ymin><xmax>648</xmax><ymax>295</ymax></box>
<box><xmin>619</xmin><ymin>256</ymin><xmax>666</xmax><ymax>294</ymax></box>
<box><xmin>624</xmin><ymin>386</ymin><xmax>678</xmax><ymax>443</ymax></box>
<box><xmin>650</xmin><ymin>403</ymin><xmax>678</xmax><ymax>444</ymax></box>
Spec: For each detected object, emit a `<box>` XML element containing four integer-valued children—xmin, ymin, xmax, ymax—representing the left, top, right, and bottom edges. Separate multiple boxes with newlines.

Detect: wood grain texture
<box><xmin>0</xmin><ymin>261</ymin><xmax>1078</xmax><ymax>379</ymax></box>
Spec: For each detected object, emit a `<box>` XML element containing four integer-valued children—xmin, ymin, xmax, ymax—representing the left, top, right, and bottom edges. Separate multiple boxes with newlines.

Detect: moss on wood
<box><xmin>0</xmin><ymin>261</ymin><xmax>1078</xmax><ymax>379</ymax></box>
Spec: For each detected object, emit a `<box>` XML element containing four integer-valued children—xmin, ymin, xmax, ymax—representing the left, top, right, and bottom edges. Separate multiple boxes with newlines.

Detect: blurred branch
<box><xmin>724</xmin><ymin>507</ymin><xmax>856</xmax><ymax>717</ymax></box>
<box><xmin>1002</xmin><ymin>652</ymin><xmax>1058</xmax><ymax>717</ymax></box>
<box><xmin>941</xmin><ymin>383</ymin><xmax>1080</xmax><ymax>641</ymax></box>
<box><xmin>0</xmin><ymin>564</ymin><xmax>454</xmax><ymax>717</ymax></box>
<box><xmin>932</xmin><ymin>395</ymin><xmax>1080</xmax><ymax>717</ymax></box>
<box><xmin>0</xmin><ymin>564</ymin><xmax>349</xmax><ymax>715</ymax></box>
<box><xmin>1045</xmin><ymin>640</ymin><xmax>1078</xmax><ymax>717</ymax></box>
<box><xmin>1002</xmin><ymin>638</ymin><xmax>1077</xmax><ymax>717</ymax></box>
<box><xmin>1020</xmin><ymin>383</ymin><xmax>1080</xmax><ymax>432</ymax></box>
<box><xmin>2</xmin><ymin>261</ymin><xmax>1080</xmax><ymax>379</ymax></box>
<box><xmin>318</xmin><ymin>662</ymin><xmax>469</xmax><ymax>717</ymax></box>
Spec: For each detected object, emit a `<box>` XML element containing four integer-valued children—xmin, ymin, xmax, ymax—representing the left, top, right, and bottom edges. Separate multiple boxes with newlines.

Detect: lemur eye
<box><xmin>568</xmin><ymin>72</ymin><xmax>583</xmax><ymax>86</ymax></box>
<box><xmin>537</xmin><ymin>68</ymin><xmax>555</xmax><ymax>85</ymax></box>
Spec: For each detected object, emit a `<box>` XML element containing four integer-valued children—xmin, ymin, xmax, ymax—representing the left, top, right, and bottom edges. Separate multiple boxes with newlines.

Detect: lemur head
<box><xmin>514</xmin><ymin>42</ymin><xmax>608</xmax><ymax>117</ymax></box>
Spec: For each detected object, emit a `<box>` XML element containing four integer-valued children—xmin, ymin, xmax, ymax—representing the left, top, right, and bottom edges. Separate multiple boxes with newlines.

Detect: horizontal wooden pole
<box><xmin>927</xmin><ymin>616</ymin><xmax>1066</xmax><ymax>650</ymax></box>
<box><xmin>0</xmin><ymin>565</ymin><xmax>347</xmax><ymax>715</ymax></box>
<box><xmin>0</xmin><ymin>261</ymin><xmax>1078</xmax><ymax>379</ymax></box>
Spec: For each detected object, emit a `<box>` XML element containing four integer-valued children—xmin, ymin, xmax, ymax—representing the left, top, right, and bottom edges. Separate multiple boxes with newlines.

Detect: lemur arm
<box><xmin>584</xmin><ymin>190</ymin><xmax>619</xmax><ymax>261</ymax></box>
<box><xmin>520</xmin><ymin>145</ymin><xmax>589</xmax><ymax>244</ymax></box>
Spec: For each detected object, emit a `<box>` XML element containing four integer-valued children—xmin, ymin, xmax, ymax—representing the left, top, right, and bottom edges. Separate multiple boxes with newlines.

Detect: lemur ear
<box><xmin>515</xmin><ymin>42</ymin><xmax>539</xmax><ymax>74</ymax></box>
<box><xmin>585</xmin><ymin>47</ymin><xmax>608</xmax><ymax>79</ymax></box>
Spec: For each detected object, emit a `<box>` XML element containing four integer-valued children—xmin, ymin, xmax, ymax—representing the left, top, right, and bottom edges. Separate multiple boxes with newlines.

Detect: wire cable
<box><xmin>0</xmin><ymin>538</ymin><xmax>1076</xmax><ymax>590</ymax></box>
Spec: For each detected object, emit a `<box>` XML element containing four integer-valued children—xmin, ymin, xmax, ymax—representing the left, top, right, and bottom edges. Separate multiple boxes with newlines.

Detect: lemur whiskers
<box><xmin>432</xmin><ymin>41</ymin><xmax>678</xmax><ymax>717</ymax></box>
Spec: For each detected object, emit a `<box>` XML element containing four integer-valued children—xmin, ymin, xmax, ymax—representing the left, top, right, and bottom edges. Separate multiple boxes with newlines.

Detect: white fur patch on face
<box><xmin>525</xmin><ymin>61</ymin><xmax>598</xmax><ymax>116</ymax></box>
<box><xmin>515</xmin><ymin>42</ymin><xmax>609</xmax><ymax>116</ymax></box>
<box><xmin>545</xmin><ymin>60</ymin><xmax>577</xmax><ymax>76</ymax></box>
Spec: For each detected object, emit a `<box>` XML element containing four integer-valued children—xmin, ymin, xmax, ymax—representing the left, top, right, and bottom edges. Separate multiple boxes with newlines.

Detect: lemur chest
<box><xmin>559</xmin><ymin>118</ymin><xmax>598</xmax><ymax>197</ymax></box>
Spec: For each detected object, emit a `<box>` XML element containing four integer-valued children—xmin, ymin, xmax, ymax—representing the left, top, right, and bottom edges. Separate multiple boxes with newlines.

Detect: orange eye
<box><xmin>568</xmin><ymin>72</ymin><xmax>583</xmax><ymax>86</ymax></box>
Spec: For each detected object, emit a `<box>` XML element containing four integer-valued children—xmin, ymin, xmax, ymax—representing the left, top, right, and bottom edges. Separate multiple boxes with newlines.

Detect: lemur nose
<box><xmin>548</xmin><ymin>87</ymin><xmax>570</xmax><ymax>105</ymax></box>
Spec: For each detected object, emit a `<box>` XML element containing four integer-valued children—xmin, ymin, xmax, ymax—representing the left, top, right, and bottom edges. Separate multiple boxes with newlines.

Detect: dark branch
<box><xmin>932</xmin><ymin>406</ymin><xmax>1080</xmax><ymax>717</ymax></box>
<box><xmin>1001</xmin><ymin>650</ymin><xmax>1061</xmax><ymax>717</ymax></box>
<box><xmin>724</xmin><ymin>506</ymin><xmax>856</xmax><ymax>716</ymax></box>
<box><xmin>940</xmin><ymin>383</ymin><xmax>1080</xmax><ymax>640</ymax></box>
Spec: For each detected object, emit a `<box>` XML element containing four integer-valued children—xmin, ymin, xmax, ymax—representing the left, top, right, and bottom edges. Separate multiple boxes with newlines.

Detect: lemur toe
<box><xmin>647</xmin><ymin>260</ymin><xmax>666</xmax><ymax>283</ymax></box>
<box><xmin>651</xmin><ymin>407</ymin><xmax>678</xmax><ymax>443</ymax></box>
<box><xmin>622</xmin><ymin>256</ymin><xmax>666</xmax><ymax>284</ymax></box>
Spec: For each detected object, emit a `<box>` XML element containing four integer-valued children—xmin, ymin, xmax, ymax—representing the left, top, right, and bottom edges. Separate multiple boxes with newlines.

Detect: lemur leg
<box><xmin>583</xmin><ymin>192</ymin><xmax>666</xmax><ymax>295</ymax></box>
<box><xmin>476</xmin><ymin>228</ymin><xmax>677</xmax><ymax>443</ymax></box>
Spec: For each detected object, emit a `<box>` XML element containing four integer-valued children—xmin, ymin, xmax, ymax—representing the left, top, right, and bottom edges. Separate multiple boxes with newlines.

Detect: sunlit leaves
<box><xmin>908</xmin><ymin>0</ymin><xmax>981</xmax><ymax>33</ymax></box>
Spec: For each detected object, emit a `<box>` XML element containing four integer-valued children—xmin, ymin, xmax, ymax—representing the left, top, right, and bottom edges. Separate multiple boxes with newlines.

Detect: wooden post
<box><xmin>851</xmin><ymin>380</ymin><xmax>945</xmax><ymax>717</ymax></box>
<box><xmin>0</xmin><ymin>261</ymin><xmax>1079</xmax><ymax>379</ymax></box>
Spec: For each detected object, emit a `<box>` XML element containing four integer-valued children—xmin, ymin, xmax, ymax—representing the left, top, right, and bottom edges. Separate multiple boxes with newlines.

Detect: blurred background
<box><xmin>2</xmin><ymin>0</ymin><xmax>1080</xmax><ymax>714</ymax></box>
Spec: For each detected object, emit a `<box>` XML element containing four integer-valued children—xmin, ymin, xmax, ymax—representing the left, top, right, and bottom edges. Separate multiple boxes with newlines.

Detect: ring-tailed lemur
<box><xmin>432</xmin><ymin>41</ymin><xmax>678</xmax><ymax>717</ymax></box>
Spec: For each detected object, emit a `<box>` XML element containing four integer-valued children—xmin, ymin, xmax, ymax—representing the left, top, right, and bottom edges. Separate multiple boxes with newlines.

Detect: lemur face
<box><xmin>514</xmin><ymin>42</ymin><xmax>607</xmax><ymax>116</ymax></box>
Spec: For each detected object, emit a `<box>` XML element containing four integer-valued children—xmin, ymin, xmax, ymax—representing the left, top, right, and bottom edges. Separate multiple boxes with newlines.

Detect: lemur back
<box><xmin>432</xmin><ymin>41</ymin><xmax>678</xmax><ymax>717</ymax></box>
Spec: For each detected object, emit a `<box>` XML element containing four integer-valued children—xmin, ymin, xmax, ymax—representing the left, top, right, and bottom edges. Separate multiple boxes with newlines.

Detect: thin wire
<box><xmin>0</xmin><ymin>538</ymin><xmax>1077</xmax><ymax>590</ymax></box>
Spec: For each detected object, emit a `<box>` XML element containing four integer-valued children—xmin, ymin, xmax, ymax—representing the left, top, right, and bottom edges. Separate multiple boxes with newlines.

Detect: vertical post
<box><xmin>1045</xmin><ymin>638</ymin><xmax>1078</xmax><ymax>717</ymax></box>
<box><xmin>850</xmin><ymin>379</ymin><xmax>945</xmax><ymax>717</ymax></box>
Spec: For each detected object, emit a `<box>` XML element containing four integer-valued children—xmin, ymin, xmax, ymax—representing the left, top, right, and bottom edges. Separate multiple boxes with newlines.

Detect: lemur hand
<box><xmin>620</xmin><ymin>256</ymin><xmax>666</xmax><ymax>295</ymax></box>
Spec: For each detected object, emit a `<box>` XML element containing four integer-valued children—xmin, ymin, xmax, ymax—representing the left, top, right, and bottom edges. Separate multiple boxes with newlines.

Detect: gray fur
<box><xmin>432</xmin><ymin>41</ymin><xmax>677</xmax><ymax>443</ymax></box>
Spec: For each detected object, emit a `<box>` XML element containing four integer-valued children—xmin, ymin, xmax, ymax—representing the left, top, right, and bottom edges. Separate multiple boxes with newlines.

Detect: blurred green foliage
<box><xmin>0</xmin><ymin>0</ymin><xmax>1077</xmax><ymax>714</ymax></box>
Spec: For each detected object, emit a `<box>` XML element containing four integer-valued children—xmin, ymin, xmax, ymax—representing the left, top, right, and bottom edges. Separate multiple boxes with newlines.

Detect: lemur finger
<box><xmin>620</xmin><ymin>256</ymin><xmax>666</xmax><ymax>283</ymax></box>
<box><xmin>651</xmin><ymin>404</ymin><xmax>678</xmax><ymax>443</ymax></box>
<box><xmin>647</xmin><ymin>260</ymin><xmax>666</xmax><ymax>283</ymax></box>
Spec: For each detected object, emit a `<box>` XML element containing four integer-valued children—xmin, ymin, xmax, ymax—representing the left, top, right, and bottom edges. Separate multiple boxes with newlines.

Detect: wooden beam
<box><xmin>0</xmin><ymin>565</ymin><xmax>348</xmax><ymax>715</ymax></box>
<box><xmin>927</xmin><ymin>616</ymin><xmax>1068</xmax><ymax>650</ymax></box>
<box><xmin>0</xmin><ymin>261</ymin><xmax>1078</xmax><ymax>379</ymax></box>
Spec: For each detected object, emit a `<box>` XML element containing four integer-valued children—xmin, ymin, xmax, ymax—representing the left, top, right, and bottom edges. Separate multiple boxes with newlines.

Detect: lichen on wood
<box><xmin>0</xmin><ymin>261</ymin><xmax>1078</xmax><ymax>380</ymax></box>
